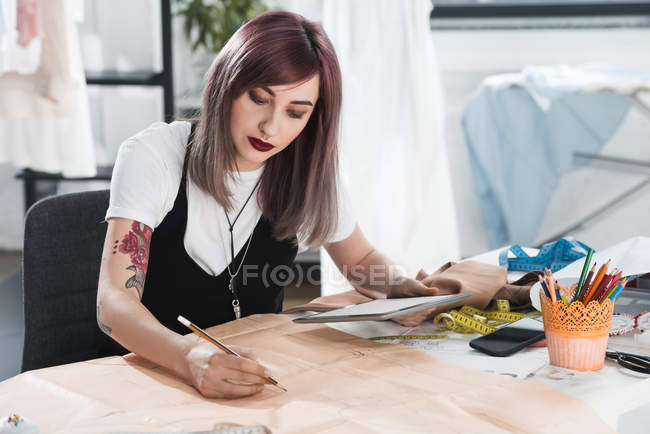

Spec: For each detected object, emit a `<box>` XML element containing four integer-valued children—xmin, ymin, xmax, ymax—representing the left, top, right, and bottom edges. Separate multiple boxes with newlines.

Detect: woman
<box><xmin>97</xmin><ymin>11</ymin><xmax>442</xmax><ymax>399</ymax></box>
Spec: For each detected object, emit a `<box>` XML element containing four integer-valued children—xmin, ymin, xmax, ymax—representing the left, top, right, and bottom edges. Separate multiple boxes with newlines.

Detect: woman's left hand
<box><xmin>386</xmin><ymin>276</ymin><xmax>437</xmax><ymax>298</ymax></box>
<box><xmin>389</xmin><ymin>269</ymin><xmax>456</xmax><ymax>327</ymax></box>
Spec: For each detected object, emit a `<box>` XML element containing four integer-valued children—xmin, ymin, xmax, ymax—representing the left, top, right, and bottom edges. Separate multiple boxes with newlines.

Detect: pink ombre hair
<box><xmin>187</xmin><ymin>11</ymin><xmax>343</xmax><ymax>246</ymax></box>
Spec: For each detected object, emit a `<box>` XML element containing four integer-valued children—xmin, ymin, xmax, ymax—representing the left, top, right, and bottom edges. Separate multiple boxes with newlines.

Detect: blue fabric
<box><xmin>462</xmin><ymin>74</ymin><xmax>629</xmax><ymax>248</ymax></box>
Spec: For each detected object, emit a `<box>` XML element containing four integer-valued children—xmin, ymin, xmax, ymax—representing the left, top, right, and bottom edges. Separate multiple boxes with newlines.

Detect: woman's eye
<box><xmin>248</xmin><ymin>90</ymin><xmax>304</xmax><ymax>119</ymax></box>
<box><xmin>249</xmin><ymin>91</ymin><xmax>267</xmax><ymax>105</ymax></box>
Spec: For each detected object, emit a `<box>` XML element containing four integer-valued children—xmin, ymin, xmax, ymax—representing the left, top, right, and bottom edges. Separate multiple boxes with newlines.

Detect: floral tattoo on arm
<box><xmin>116</xmin><ymin>222</ymin><xmax>152</xmax><ymax>299</ymax></box>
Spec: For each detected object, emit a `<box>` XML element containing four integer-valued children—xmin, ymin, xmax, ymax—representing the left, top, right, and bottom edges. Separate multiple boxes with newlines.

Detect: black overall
<box><xmin>100</xmin><ymin>125</ymin><xmax>298</xmax><ymax>355</ymax></box>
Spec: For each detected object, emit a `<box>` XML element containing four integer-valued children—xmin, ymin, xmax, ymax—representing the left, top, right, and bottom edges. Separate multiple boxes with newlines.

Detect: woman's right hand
<box><xmin>98</xmin><ymin>218</ymin><xmax>272</xmax><ymax>399</ymax></box>
<box><xmin>183</xmin><ymin>342</ymin><xmax>271</xmax><ymax>399</ymax></box>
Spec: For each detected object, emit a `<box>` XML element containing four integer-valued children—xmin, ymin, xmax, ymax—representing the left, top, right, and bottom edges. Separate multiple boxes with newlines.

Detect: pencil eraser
<box><xmin>177</xmin><ymin>315</ymin><xmax>190</xmax><ymax>326</ymax></box>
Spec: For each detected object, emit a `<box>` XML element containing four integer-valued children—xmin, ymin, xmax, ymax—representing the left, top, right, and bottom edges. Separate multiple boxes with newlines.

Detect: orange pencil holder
<box><xmin>540</xmin><ymin>284</ymin><xmax>614</xmax><ymax>371</ymax></box>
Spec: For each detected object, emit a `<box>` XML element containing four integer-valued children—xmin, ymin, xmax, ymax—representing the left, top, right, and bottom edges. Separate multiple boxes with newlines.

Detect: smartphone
<box><xmin>469</xmin><ymin>317</ymin><xmax>545</xmax><ymax>357</ymax></box>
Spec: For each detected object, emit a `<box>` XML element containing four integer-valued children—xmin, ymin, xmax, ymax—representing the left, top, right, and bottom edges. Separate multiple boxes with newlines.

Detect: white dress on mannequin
<box><xmin>317</xmin><ymin>0</ymin><xmax>461</xmax><ymax>294</ymax></box>
<box><xmin>0</xmin><ymin>0</ymin><xmax>95</xmax><ymax>177</ymax></box>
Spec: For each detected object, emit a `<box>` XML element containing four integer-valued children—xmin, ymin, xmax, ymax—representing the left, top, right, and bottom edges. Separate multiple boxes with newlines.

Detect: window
<box><xmin>430</xmin><ymin>1</ymin><xmax>650</xmax><ymax>29</ymax></box>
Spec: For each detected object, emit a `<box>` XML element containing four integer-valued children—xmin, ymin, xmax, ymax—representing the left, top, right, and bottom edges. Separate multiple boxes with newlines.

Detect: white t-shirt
<box><xmin>105</xmin><ymin>121</ymin><xmax>356</xmax><ymax>276</ymax></box>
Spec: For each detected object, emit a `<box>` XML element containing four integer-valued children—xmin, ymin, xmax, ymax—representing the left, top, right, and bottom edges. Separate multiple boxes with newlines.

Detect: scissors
<box><xmin>606</xmin><ymin>350</ymin><xmax>650</xmax><ymax>374</ymax></box>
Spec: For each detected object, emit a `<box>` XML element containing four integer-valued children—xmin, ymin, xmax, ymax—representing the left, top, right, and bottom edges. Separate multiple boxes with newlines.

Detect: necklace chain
<box><xmin>225</xmin><ymin>228</ymin><xmax>255</xmax><ymax>280</ymax></box>
<box><xmin>222</xmin><ymin>176</ymin><xmax>262</xmax><ymax>319</ymax></box>
<box><xmin>223</xmin><ymin>176</ymin><xmax>262</xmax><ymax>278</ymax></box>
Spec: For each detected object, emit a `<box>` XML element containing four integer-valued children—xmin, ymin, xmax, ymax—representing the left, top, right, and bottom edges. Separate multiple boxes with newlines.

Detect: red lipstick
<box><xmin>247</xmin><ymin>137</ymin><xmax>275</xmax><ymax>152</ymax></box>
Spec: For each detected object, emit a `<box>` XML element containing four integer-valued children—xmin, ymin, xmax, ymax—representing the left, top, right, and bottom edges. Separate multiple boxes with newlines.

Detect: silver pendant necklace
<box><xmin>225</xmin><ymin>229</ymin><xmax>254</xmax><ymax>319</ymax></box>
<box><xmin>223</xmin><ymin>176</ymin><xmax>262</xmax><ymax>320</ymax></box>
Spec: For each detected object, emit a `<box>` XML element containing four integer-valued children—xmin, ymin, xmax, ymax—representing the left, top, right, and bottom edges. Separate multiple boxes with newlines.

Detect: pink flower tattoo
<box><xmin>118</xmin><ymin>222</ymin><xmax>152</xmax><ymax>299</ymax></box>
<box><xmin>119</xmin><ymin>222</ymin><xmax>152</xmax><ymax>273</ymax></box>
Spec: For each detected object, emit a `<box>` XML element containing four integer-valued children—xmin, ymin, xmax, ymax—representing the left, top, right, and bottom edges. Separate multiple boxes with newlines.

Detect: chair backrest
<box><xmin>21</xmin><ymin>189</ymin><xmax>112</xmax><ymax>371</ymax></box>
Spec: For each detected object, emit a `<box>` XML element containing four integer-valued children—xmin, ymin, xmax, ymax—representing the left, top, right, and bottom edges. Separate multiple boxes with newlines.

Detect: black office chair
<box><xmin>21</xmin><ymin>189</ymin><xmax>116</xmax><ymax>371</ymax></box>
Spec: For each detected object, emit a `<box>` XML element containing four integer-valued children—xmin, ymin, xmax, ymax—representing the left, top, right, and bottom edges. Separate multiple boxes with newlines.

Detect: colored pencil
<box><xmin>596</xmin><ymin>270</ymin><xmax>619</xmax><ymax>303</ymax></box>
<box><xmin>583</xmin><ymin>259</ymin><xmax>611</xmax><ymax>304</ymax></box>
<box><xmin>577</xmin><ymin>263</ymin><xmax>597</xmax><ymax>302</ymax></box>
<box><xmin>609</xmin><ymin>270</ymin><xmax>622</xmax><ymax>290</ymax></box>
<box><xmin>585</xmin><ymin>261</ymin><xmax>609</xmax><ymax>303</ymax></box>
<box><xmin>600</xmin><ymin>271</ymin><xmax>623</xmax><ymax>302</ymax></box>
<box><xmin>545</xmin><ymin>268</ymin><xmax>554</xmax><ymax>290</ymax></box>
<box><xmin>538</xmin><ymin>275</ymin><xmax>551</xmax><ymax>299</ymax></box>
<box><xmin>592</xmin><ymin>272</ymin><xmax>614</xmax><ymax>304</ymax></box>
<box><xmin>555</xmin><ymin>281</ymin><xmax>573</xmax><ymax>306</ymax></box>
<box><xmin>177</xmin><ymin>315</ymin><xmax>287</xmax><ymax>392</ymax></box>
<box><xmin>606</xmin><ymin>277</ymin><xmax>629</xmax><ymax>303</ymax></box>
<box><xmin>573</xmin><ymin>248</ymin><xmax>594</xmax><ymax>302</ymax></box>
<box><xmin>545</xmin><ymin>269</ymin><xmax>557</xmax><ymax>303</ymax></box>
<box><xmin>560</xmin><ymin>293</ymin><xmax>570</xmax><ymax>306</ymax></box>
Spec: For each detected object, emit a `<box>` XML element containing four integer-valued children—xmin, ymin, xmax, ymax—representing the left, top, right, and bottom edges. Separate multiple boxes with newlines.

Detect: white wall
<box><xmin>434</xmin><ymin>28</ymin><xmax>650</xmax><ymax>257</ymax></box>
<box><xmin>79</xmin><ymin>0</ymin><xmax>164</xmax><ymax>165</ymax></box>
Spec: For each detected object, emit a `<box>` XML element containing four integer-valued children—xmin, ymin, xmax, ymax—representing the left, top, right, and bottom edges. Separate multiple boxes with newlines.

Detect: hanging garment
<box><xmin>461</xmin><ymin>65</ymin><xmax>650</xmax><ymax>248</ymax></box>
<box><xmin>0</xmin><ymin>0</ymin><xmax>18</xmax><ymax>63</ymax></box>
<box><xmin>0</xmin><ymin>0</ymin><xmax>41</xmax><ymax>74</ymax></box>
<box><xmin>0</xmin><ymin>0</ymin><xmax>95</xmax><ymax>176</ymax></box>
<box><xmin>318</xmin><ymin>0</ymin><xmax>460</xmax><ymax>295</ymax></box>
<box><xmin>0</xmin><ymin>1</ymin><xmax>7</xmax><ymax>37</ymax></box>
<box><xmin>17</xmin><ymin>0</ymin><xmax>41</xmax><ymax>47</ymax></box>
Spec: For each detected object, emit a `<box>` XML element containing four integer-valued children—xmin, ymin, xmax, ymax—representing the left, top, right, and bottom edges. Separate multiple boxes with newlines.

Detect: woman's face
<box><xmin>230</xmin><ymin>74</ymin><xmax>320</xmax><ymax>171</ymax></box>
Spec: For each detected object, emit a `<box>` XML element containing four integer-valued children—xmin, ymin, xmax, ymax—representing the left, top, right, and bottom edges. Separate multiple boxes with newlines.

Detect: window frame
<box><xmin>430</xmin><ymin>1</ymin><xmax>650</xmax><ymax>29</ymax></box>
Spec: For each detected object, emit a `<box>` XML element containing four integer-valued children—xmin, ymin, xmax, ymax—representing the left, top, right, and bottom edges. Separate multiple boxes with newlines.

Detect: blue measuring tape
<box><xmin>498</xmin><ymin>238</ymin><xmax>593</xmax><ymax>272</ymax></box>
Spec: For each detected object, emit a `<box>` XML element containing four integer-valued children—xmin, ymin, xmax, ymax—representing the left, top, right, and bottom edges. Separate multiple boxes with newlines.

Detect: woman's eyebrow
<box><xmin>261</xmin><ymin>86</ymin><xmax>313</xmax><ymax>106</ymax></box>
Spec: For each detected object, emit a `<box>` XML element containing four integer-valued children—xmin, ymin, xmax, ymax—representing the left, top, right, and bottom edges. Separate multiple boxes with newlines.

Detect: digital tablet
<box><xmin>293</xmin><ymin>293</ymin><xmax>471</xmax><ymax>323</ymax></box>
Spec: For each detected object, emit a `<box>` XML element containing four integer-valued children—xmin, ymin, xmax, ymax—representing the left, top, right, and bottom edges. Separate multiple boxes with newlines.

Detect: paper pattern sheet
<box><xmin>388</xmin><ymin>337</ymin><xmax>548</xmax><ymax>379</ymax></box>
<box><xmin>336</xmin><ymin>319</ymin><xmax>549</xmax><ymax>379</ymax></box>
<box><xmin>326</xmin><ymin>315</ymin><xmax>650</xmax><ymax>430</ymax></box>
<box><xmin>0</xmin><ymin>314</ymin><xmax>614</xmax><ymax>433</ymax></box>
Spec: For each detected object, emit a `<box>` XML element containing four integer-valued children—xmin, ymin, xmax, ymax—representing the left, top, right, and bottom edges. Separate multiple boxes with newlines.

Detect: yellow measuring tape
<box><xmin>433</xmin><ymin>300</ymin><xmax>531</xmax><ymax>335</ymax></box>
<box><xmin>370</xmin><ymin>334</ymin><xmax>449</xmax><ymax>341</ymax></box>
<box><xmin>372</xmin><ymin>300</ymin><xmax>538</xmax><ymax>341</ymax></box>
<box><xmin>435</xmin><ymin>311</ymin><xmax>495</xmax><ymax>334</ymax></box>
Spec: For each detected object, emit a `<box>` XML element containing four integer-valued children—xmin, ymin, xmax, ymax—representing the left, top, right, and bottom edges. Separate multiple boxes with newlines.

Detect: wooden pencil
<box><xmin>573</xmin><ymin>248</ymin><xmax>594</xmax><ymax>302</ymax></box>
<box><xmin>599</xmin><ymin>271</ymin><xmax>623</xmax><ymax>303</ymax></box>
<box><xmin>177</xmin><ymin>315</ymin><xmax>288</xmax><ymax>392</ymax></box>
<box><xmin>576</xmin><ymin>263</ymin><xmax>597</xmax><ymax>302</ymax></box>
<box><xmin>545</xmin><ymin>268</ymin><xmax>557</xmax><ymax>303</ymax></box>
<box><xmin>538</xmin><ymin>274</ymin><xmax>551</xmax><ymax>299</ymax></box>
<box><xmin>580</xmin><ymin>261</ymin><xmax>604</xmax><ymax>303</ymax></box>
<box><xmin>592</xmin><ymin>272</ymin><xmax>613</xmax><ymax>304</ymax></box>
<box><xmin>583</xmin><ymin>259</ymin><xmax>611</xmax><ymax>304</ymax></box>
<box><xmin>596</xmin><ymin>268</ymin><xmax>622</xmax><ymax>301</ymax></box>
<box><xmin>605</xmin><ymin>277</ymin><xmax>629</xmax><ymax>303</ymax></box>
